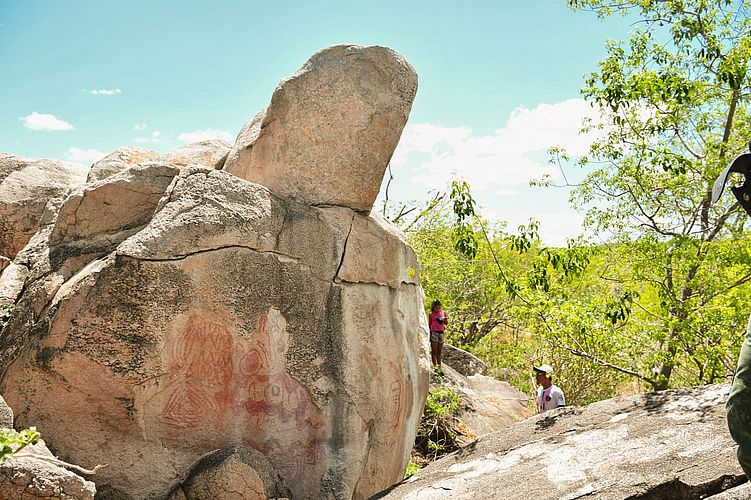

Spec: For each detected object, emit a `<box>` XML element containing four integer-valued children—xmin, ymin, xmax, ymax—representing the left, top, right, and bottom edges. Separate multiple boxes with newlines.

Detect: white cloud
<box><xmin>66</xmin><ymin>147</ymin><xmax>107</xmax><ymax>165</ymax></box>
<box><xmin>86</xmin><ymin>88</ymin><xmax>122</xmax><ymax>95</ymax></box>
<box><xmin>496</xmin><ymin>187</ymin><xmax>519</xmax><ymax>196</ymax></box>
<box><xmin>484</xmin><ymin>207</ymin><xmax>587</xmax><ymax>247</ymax></box>
<box><xmin>529</xmin><ymin>211</ymin><xmax>587</xmax><ymax>246</ymax></box>
<box><xmin>393</xmin><ymin>99</ymin><xmax>604</xmax><ymax>191</ymax></box>
<box><xmin>133</xmin><ymin>123</ymin><xmax>147</xmax><ymax>131</ymax></box>
<box><xmin>133</xmin><ymin>130</ymin><xmax>162</xmax><ymax>144</ymax></box>
<box><xmin>178</xmin><ymin>129</ymin><xmax>234</xmax><ymax>143</ymax></box>
<box><xmin>20</xmin><ymin>112</ymin><xmax>75</xmax><ymax>131</ymax></box>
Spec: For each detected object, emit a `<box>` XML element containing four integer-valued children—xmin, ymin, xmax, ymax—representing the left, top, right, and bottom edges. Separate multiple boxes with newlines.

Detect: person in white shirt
<box><xmin>534</xmin><ymin>364</ymin><xmax>565</xmax><ymax>413</ymax></box>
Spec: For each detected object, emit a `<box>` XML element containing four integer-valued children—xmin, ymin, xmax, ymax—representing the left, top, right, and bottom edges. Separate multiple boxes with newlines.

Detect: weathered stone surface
<box><xmin>51</xmin><ymin>162</ymin><xmax>178</xmax><ymax>248</ymax></box>
<box><xmin>224</xmin><ymin>44</ymin><xmax>417</xmax><ymax>213</ymax></box>
<box><xmin>0</xmin><ymin>263</ymin><xmax>28</xmax><ymax>309</ymax></box>
<box><xmin>435</xmin><ymin>365</ymin><xmax>528</xmax><ymax>443</ymax></box>
<box><xmin>0</xmin><ymin>442</ymin><xmax>96</xmax><ymax>500</ymax></box>
<box><xmin>0</xmin><ymin>154</ymin><xmax>86</xmax><ymax>260</ymax></box>
<box><xmin>0</xmin><ymin>165</ymin><xmax>429</xmax><ymax>500</ymax></box>
<box><xmin>442</xmin><ymin>345</ymin><xmax>487</xmax><ymax>376</ymax></box>
<box><xmin>161</xmin><ymin>140</ymin><xmax>231</xmax><ymax>169</ymax></box>
<box><xmin>86</xmin><ymin>146</ymin><xmax>159</xmax><ymax>183</ymax></box>
<box><xmin>0</xmin><ymin>394</ymin><xmax>13</xmax><ymax>427</ymax></box>
<box><xmin>170</xmin><ymin>445</ymin><xmax>290</xmax><ymax>500</ymax></box>
<box><xmin>377</xmin><ymin>383</ymin><xmax>746</xmax><ymax>500</ymax></box>
<box><xmin>706</xmin><ymin>481</ymin><xmax>751</xmax><ymax>499</ymax></box>
<box><xmin>337</xmin><ymin>212</ymin><xmax>419</xmax><ymax>288</ymax></box>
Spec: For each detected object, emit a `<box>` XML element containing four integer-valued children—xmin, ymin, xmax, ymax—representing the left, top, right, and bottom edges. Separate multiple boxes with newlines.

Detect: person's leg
<box><xmin>727</xmin><ymin>315</ymin><xmax>751</xmax><ymax>478</ymax></box>
<box><xmin>436</xmin><ymin>340</ymin><xmax>443</xmax><ymax>367</ymax></box>
<box><xmin>430</xmin><ymin>341</ymin><xmax>438</xmax><ymax>366</ymax></box>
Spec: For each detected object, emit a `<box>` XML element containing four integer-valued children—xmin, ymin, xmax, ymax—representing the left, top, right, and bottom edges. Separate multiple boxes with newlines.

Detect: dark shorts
<box><xmin>430</xmin><ymin>331</ymin><xmax>444</xmax><ymax>343</ymax></box>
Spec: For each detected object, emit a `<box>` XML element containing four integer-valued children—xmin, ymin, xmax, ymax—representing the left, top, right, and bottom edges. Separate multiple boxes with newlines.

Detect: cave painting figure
<box><xmin>158</xmin><ymin>308</ymin><xmax>326</xmax><ymax>485</ymax></box>
<box><xmin>161</xmin><ymin>319</ymin><xmax>235</xmax><ymax>428</ymax></box>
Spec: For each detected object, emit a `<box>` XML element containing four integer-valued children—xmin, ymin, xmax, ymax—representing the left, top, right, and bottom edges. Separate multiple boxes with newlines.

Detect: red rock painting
<box><xmin>161</xmin><ymin>316</ymin><xmax>234</xmax><ymax>427</ymax></box>
<box><xmin>387</xmin><ymin>378</ymin><xmax>403</xmax><ymax>429</ymax></box>
<box><xmin>157</xmin><ymin>308</ymin><xmax>326</xmax><ymax>486</ymax></box>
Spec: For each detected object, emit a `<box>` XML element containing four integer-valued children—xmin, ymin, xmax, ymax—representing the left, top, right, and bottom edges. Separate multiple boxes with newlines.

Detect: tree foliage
<box><xmin>390</xmin><ymin>0</ymin><xmax>751</xmax><ymax>404</ymax></box>
<box><xmin>560</xmin><ymin>0</ymin><xmax>751</xmax><ymax>390</ymax></box>
<box><xmin>0</xmin><ymin>427</ymin><xmax>40</xmax><ymax>463</ymax></box>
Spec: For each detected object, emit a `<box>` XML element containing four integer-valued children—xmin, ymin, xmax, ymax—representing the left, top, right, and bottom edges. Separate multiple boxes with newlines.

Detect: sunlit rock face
<box><xmin>224</xmin><ymin>44</ymin><xmax>417</xmax><ymax>213</ymax></box>
<box><xmin>0</xmin><ymin>162</ymin><xmax>428</xmax><ymax>497</ymax></box>
<box><xmin>0</xmin><ymin>154</ymin><xmax>86</xmax><ymax>261</ymax></box>
<box><xmin>378</xmin><ymin>384</ymin><xmax>745</xmax><ymax>500</ymax></box>
<box><xmin>159</xmin><ymin>139</ymin><xmax>230</xmax><ymax>169</ymax></box>
<box><xmin>86</xmin><ymin>146</ymin><xmax>160</xmax><ymax>183</ymax></box>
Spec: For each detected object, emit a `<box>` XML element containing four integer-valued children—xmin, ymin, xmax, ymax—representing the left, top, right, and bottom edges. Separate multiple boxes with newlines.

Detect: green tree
<box><xmin>562</xmin><ymin>0</ymin><xmax>751</xmax><ymax>389</ymax></box>
<box><xmin>404</xmin><ymin>195</ymin><xmax>518</xmax><ymax>348</ymax></box>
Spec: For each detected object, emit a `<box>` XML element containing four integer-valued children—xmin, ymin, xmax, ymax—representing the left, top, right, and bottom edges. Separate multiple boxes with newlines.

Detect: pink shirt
<box><xmin>429</xmin><ymin>311</ymin><xmax>446</xmax><ymax>332</ymax></box>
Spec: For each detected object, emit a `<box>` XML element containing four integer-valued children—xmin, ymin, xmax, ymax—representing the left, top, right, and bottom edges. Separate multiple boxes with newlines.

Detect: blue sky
<box><xmin>0</xmin><ymin>1</ymin><xmax>634</xmax><ymax>245</ymax></box>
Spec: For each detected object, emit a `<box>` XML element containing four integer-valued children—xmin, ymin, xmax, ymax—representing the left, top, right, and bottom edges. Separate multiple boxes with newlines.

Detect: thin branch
<box><xmin>556</xmin><ymin>342</ymin><xmax>659</xmax><ymax>387</ymax></box>
<box><xmin>12</xmin><ymin>452</ymin><xmax>107</xmax><ymax>475</ymax></box>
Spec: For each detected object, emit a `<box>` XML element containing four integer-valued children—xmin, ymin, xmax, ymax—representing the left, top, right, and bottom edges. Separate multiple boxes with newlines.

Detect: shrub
<box><xmin>413</xmin><ymin>387</ymin><xmax>463</xmax><ymax>462</ymax></box>
<box><xmin>0</xmin><ymin>427</ymin><xmax>41</xmax><ymax>462</ymax></box>
<box><xmin>404</xmin><ymin>460</ymin><xmax>420</xmax><ymax>478</ymax></box>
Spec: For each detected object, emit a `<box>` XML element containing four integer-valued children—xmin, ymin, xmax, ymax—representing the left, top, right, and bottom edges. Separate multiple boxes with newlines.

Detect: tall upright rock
<box><xmin>224</xmin><ymin>44</ymin><xmax>418</xmax><ymax>213</ymax></box>
<box><xmin>0</xmin><ymin>45</ymin><xmax>428</xmax><ymax>500</ymax></box>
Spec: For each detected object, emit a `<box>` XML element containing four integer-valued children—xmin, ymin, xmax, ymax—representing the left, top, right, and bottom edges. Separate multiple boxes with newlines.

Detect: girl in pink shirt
<box><xmin>428</xmin><ymin>300</ymin><xmax>448</xmax><ymax>371</ymax></box>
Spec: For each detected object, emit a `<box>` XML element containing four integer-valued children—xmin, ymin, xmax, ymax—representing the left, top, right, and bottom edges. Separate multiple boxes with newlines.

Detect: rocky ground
<box><xmin>378</xmin><ymin>383</ymin><xmax>748</xmax><ymax>500</ymax></box>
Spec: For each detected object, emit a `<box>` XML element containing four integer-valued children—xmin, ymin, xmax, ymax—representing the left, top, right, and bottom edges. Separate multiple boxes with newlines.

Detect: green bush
<box><xmin>0</xmin><ymin>427</ymin><xmax>41</xmax><ymax>462</ymax></box>
<box><xmin>414</xmin><ymin>387</ymin><xmax>463</xmax><ymax>461</ymax></box>
<box><xmin>404</xmin><ymin>460</ymin><xmax>420</xmax><ymax>478</ymax></box>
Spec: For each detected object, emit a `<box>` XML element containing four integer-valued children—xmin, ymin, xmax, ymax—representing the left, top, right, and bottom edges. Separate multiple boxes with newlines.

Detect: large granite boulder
<box><xmin>378</xmin><ymin>383</ymin><xmax>746</xmax><ymax>499</ymax></box>
<box><xmin>434</xmin><ymin>365</ymin><xmax>528</xmax><ymax>443</ymax></box>
<box><xmin>0</xmin><ymin>154</ymin><xmax>86</xmax><ymax>260</ymax></box>
<box><xmin>160</xmin><ymin>140</ymin><xmax>231</xmax><ymax>169</ymax></box>
<box><xmin>442</xmin><ymin>345</ymin><xmax>487</xmax><ymax>377</ymax></box>
<box><xmin>0</xmin><ymin>163</ymin><xmax>429</xmax><ymax>499</ymax></box>
<box><xmin>223</xmin><ymin>44</ymin><xmax>417</xmax><ymax>213</ymax></box>
<box><xmin>168</xmin><ymin>445</ymin><xmax>290</xmax><ymax>500</ymax></box>
<box><xmin>86</xmin><ymin>146</ymin><xmax>159</xmax><ymax>183</ymax></box>
<box><xmin>0</xmin><ymin>441</ymin><xmax>97</xmax><ymax>500</ymax></box>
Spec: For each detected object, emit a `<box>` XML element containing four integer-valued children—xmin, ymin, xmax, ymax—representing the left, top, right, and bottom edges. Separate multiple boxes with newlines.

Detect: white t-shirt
<box><xmin>536</xmin><ymin>384</ymin><xmax>565</xmax><ymax>413</ymax></box>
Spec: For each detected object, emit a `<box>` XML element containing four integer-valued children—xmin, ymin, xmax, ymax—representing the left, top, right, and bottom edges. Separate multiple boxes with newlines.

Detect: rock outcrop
<box><xmin>0</xmin><ymin>154</ymin><xmax>86</xmax><ymax>261</ymax></box>
<box><xmin>0</xmin><ymin>397</ymin><xmax>96</xmax><ymax>500</ymax></box>
<box><xmin>0</xmin><ymin>45</ymin><xmax>426</xmax><ymax>500</ymax></box>
<box><xmin>0</xmin><ymin>394</ymin><xmax>12</xmax><ymax>427</ymax></box>
<box><xmin>160</xmin><ymin>140</ymin><xmax>230</xmax><ymax>169</ymax></box>
<box><xmin>168</xmin><ymin>445</ymin><xmax>290</xmax><ymax>500</ymax></box>
<box><xmin>378</xmin><ymin>383</ymin><xmax>747</xmax><ymax>500</ymax></box>
<box><xmin>0</xmin><ymin>441</ymin><xmax>97</xmax><ymax>500</ymax></box>
<box><xmin>224</xmin><ymin>44</ymin><xmax>418</xmax><ymax>213</ymax></box>
<box><xmin>441</xmin><ymin>345</ymin><xmax>487</xmax><ymax>377</ymax></box>
<box><xmin>435</xmin><ymin>365</ymin><xmax>529</xmax><ymax>443</ymax></box>
<box><xmin>86</xmin><ymin>146</ymin><xmax>159</xmax><ymax>183</ymax></box>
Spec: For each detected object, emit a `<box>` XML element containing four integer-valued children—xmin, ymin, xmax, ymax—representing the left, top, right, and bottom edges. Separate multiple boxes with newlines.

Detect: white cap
<box><xmin>533</xmin><ymin>364</ymin><xmax>554</xmax><ymax>375</ymax></box>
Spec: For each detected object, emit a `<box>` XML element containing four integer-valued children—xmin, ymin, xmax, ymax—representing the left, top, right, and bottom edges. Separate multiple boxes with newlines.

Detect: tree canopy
<box><xmin>390</xmin><ymin>1</ymin><xmax>751</xmax><ymax>402</ymax></box>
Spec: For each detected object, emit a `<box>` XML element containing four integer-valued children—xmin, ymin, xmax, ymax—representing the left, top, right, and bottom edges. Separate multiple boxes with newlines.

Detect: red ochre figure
<box><xmin>157</xmin><ymin>308</ymin><xmax>326</xmax><ymax>484</ymax></box>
